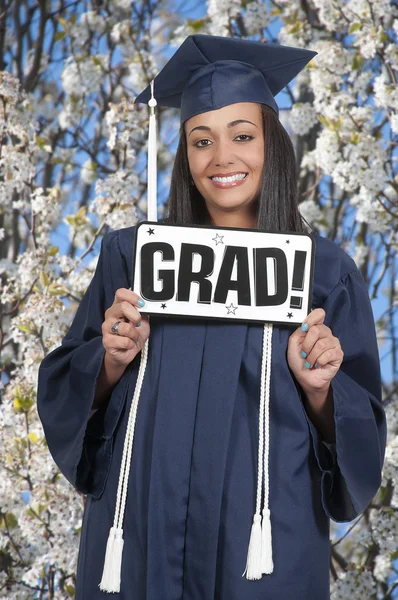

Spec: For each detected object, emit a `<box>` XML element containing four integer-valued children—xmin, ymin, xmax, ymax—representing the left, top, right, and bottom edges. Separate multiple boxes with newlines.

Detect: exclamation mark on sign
<box><xmin>290</xmin><ymin>250</ymin><xmax>306</xmax><ymax>309</ymax></box>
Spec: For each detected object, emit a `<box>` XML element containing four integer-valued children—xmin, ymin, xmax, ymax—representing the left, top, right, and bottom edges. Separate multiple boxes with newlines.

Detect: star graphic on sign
<box><xmin>226</xmin><ymin>303</ymin><xmax>238</xmax><ymax>315</ymax></box>
<box><xmin>161</xmin><ymin>303</ymin><xmax>167</xmax><ymax>309</ymax></box>
<box><xmin>147</xmin><ymin>228</ymin><xmax>155</xmax><ymax>235</ymax></box>
<box><xmin>212</xmin><ymin>233</ymin><xmax>224</xmax><ymax>246</ymax></box>
<box><xmin>285</xmin><ymin>239</ymin><xmax>290</xmax><ymax>244</ymax></box>
<box><xmin>287</xmin><ymin>312</ymin><xmax>293</xmax><ymax>318</ymax></box>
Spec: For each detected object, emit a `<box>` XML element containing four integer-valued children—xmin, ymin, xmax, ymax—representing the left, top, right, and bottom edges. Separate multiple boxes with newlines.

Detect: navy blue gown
<box><xmin>37</xmin><ymin>225</ymin><xmax>387</xmax><ymax>599</ymax></box>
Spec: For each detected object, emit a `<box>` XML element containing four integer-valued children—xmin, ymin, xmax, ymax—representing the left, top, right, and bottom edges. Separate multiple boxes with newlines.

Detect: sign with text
<box><xmin>131</xmin><ymin>222</ymin><xmax>315</xmax><ymax>325</ymax></box>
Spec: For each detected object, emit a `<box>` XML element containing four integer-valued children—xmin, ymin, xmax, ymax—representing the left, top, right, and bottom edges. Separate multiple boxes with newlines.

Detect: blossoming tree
<box><xmin>0</xmin><ymin>1</ymin><xmax>397</xmax><ymax>598</ymax></box>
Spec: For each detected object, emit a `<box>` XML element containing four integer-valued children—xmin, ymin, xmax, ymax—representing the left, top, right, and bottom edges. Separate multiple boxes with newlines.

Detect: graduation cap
<box><xmin>135</xmin><ymin>34</ymin><xmax>317</xmax><ymax>122</ymax></box>
<box><xmin>99</xmin><ymin>35</ymin><xmax>317</xmax><ymax>593</ymax></box>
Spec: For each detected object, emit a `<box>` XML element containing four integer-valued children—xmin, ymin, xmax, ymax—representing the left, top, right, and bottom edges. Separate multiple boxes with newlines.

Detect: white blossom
<box><xmin>243</xmin><ymin>2</ymin><xmax>271</xmax><ymax>35</ymax></box>
<box><xmin>61</xmin><ymin>56</ymin><xmax>104</xmax><ymax>97</ymax></box>
<box><xmin>81</xmin><ymin>159</ymin><xmax>98</xmax><ymax>185</ymax></box>
<box><xmin>352</xmin><ymin>244</ymin><xmax>368</xmax><ymax>268</ymax></box>
<box><xmin>374</xmin><ymin>72</ymin><xmax>398</xmax><ymax>111</ymax></box>
<box><xmin>298</xmin><ymin>199</ymin><xmax>324</xmax><ymax>228</ymax></box>
<box><xmin>0</xmin><ymin>71</ymin><xmax>19</xmax><ymax>103</ymax></box>
<box><xmin>374</xmin><ymin>552</ymin><xmax>393</xmax><ymax>582</ymax></box>
<box><xmin>390</xmin><ymin>113</ymin><xmax>398</xmax><ymax>134</ymax></box>
<box><xmin>79</xmin><ymin>10</ymin><xmax>107</xmax><ymax>34</ymax></box>
<box><xmin>370</xmin><ymin>508</ymin><xmax>398</xmax><ymax>553</ymax></box>
<box><xmin>288</xmin><ymin>102</ymin><xmax>318</xmax><ymax>136</ymax></box>
<box><xmin>207</xmin><ymin>0</ymin><xmax>241</xmax><ymax>36</ymax></box>
<box><xmin>330</xmin><ymin>567</ymin><xmax>376</xmax><ymax>600</ymax></box>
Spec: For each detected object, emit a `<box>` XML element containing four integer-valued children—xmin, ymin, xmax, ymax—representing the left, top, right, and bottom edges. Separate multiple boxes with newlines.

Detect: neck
<box><xmin>208</xmin><ymin>208</ymin><xmax>257</xmax><ymax>230</ymax></box>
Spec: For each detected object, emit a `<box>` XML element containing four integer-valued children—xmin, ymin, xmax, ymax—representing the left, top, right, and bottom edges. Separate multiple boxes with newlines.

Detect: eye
<box><xmin>234</xmin><ymin>134</ymin><xmax>253</xmax><ymax>142</ymax></box>
<box><xmin>194</xmin><ymin>138</ymin><xmax>212</xmax><ymax>148</ymax></box>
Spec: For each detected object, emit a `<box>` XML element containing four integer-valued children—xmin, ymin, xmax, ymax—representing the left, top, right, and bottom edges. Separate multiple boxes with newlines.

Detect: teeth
<box><xmin>211</xmin><ymin>173</ymin><xmax>247</xmax><ymax>183</ymax></box>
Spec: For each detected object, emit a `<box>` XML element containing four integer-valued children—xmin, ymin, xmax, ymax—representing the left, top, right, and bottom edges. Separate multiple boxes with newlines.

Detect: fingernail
<box><xmin>304</xmin><ymin>361</ymin><xmax>311</xmax><ymax>369</ymax></box>
<box><xmin>136</xmin><ymin>321</ymin><xmax>141</xmax><ymax>327</ymax></box>
<box><xmin>301</xmin><ymin>322</ymin><xmax>309</xmax><ymax>332</ymax></box>
<box><xmin>301</xmin><ymin>350</ymin><xmax>307</xmax><ymax>358</ymax></box>
<box><xmin>137</xmin><ymin>298</ymin><xmax>145</xmax><ymax>307</ymax></box>
<box><xmin>314</xmin><ymin>362</ymin><xmax>319</xmax><ymax>368</ymax></box>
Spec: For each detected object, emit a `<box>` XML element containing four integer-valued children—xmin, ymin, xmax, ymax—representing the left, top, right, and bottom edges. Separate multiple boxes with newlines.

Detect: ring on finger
<box><xmin>111</xmin><ymin>320</ymin><xmax>122</xmax><ymax>335</ymax></box>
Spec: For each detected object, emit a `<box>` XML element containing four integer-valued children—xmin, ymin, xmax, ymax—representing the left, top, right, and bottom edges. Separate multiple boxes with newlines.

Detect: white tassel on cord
<box><xmin>261</xmin><ymin>323</ymin><xmax>274</xmax><ymax>574</ymax></box>
<box><xmin>99</xmin><ymin>335</ymin><xmax>150</xmax><ymax>593</ymax></box>
<box><xmin>243</xmin><ymin>323</ymin><xmax>273</xmax><ymax>580</ymax></box>
<box><xmin>147</xmin><ymin>79</ymin><xmax>158</xmax><ymax>223</ymax></box>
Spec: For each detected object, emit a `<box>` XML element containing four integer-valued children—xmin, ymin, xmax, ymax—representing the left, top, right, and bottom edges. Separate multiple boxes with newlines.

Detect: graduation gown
<box><xmin>37</xmin><ymin>225</ymin><xmax>387</xmax><ymax>600</ymax></box>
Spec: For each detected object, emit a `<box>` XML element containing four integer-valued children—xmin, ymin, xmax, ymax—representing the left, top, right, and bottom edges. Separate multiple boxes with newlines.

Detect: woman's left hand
<box><xmin>287</xmin><ymin>308</ymin><xmax>344</xmax><ymax>393</ymax></box>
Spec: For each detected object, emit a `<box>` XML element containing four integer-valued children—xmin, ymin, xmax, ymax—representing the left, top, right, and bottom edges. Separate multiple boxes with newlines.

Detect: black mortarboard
<box><xmin>134</xmin><ymin>34</ymin><xmax>317</xmax><ymax>122</ymax></box>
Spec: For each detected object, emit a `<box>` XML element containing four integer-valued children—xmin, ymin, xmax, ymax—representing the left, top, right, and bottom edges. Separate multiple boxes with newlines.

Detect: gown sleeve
<box><xmin>37</xmin><ymin>229</ymin><xmax>134</xmax><ymax>499</ymax></box>
<box><xmin>300</xmin><ymin>268</ymin><xmax>387</xmax><ymax>522</ymax></box>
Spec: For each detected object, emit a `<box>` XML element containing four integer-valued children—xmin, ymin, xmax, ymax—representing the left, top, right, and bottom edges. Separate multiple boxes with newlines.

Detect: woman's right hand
<box><xmin>102</xmin><ymin>288</ymin><xmax>150</xmax><ymax>369</ymax></box>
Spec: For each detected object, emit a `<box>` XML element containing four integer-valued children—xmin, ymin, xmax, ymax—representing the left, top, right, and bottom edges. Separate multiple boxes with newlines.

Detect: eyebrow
<box><xmin>188</xmin><ymin>119</ymin><xmax>258</xmax><ymax>137</ymax></box>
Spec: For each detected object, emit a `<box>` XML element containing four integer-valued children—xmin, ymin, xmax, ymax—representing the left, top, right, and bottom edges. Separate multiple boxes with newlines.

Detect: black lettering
<box><xmin>140</xmin><ymin>242</ymin><xmax>174</xmax><ymax>300</ymax></box>
<box><xmin>177</xmin><ymin>243</ymin><xmax>214</xmax><ymax>303</ymax></box>
<box><xmin>254</xmin><ymin>248</ymin><xmax>288</xmax><ymax>306</ymax></box>
<box><xmin>214</xmin><ymin>246</ymin><xmax>251</xmax><ymax>305</ymax></box>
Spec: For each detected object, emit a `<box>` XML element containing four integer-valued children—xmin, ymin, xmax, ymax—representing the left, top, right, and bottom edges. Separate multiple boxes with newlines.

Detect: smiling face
<box><xmin>185</xmin><ymin>102</ymin><xmax>265</xmax><ymax>229</ymax></box>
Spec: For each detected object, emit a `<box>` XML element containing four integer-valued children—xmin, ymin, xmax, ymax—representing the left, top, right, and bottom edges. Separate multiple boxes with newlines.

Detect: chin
<box><xmin>209</xmin><ymin>197</ymin><xmax>255</xmax><ymax>211</ymax></box>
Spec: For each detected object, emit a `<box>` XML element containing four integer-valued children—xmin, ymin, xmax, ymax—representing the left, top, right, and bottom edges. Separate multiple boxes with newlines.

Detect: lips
<box><xmin>209</xmin><ymin>172</ymin><xmax>248</xmax><ymax>189</ymax></box>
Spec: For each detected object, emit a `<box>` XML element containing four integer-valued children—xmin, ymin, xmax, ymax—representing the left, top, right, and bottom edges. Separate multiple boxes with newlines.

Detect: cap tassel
<box><xmin>147</xmin><ymin>79</ymin><xmax>158</xmax><ymax>222</ymax></box>
<box><xmin>243</xmin><ymin>323</ymin><xmax>273</xmax><ymax>580</ymax></box>
<box><xmin>99</xmin><ymin>335</ymin><xmax>150</xmax><ymax>593</ymax></box>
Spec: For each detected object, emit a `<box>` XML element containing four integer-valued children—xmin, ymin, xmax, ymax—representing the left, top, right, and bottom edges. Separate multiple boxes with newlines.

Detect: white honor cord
<box><xmin>147</xmin><ymin>79</ymin><xmax>158</xmax><ymax>223</ymax></box>
<box><xmin>261</xmin><ymin>324</ymin><xmax>274</xmax><ymax>575</ymax></box>
<box><xmin>99</xmin><ymin>334</ymin><xmax>150</xmax><ymax>593</ymax></box>
<box><xmin>243</xmin><ymin>322</ymin><xmax>274</xmax><ymax>580</ymax></box>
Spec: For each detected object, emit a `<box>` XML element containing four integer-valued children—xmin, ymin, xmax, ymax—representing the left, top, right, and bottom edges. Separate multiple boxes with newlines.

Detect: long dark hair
<box><xmin>164</xmin><ymin>103</ymin><xmax>308</xmax><ymax>233</ymax></box>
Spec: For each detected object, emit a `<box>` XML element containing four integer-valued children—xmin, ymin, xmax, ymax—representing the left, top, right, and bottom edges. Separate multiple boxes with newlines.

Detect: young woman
<box><xmin>37</xmin><ymin>35</ymin><xmax>387</xmax><ymax>600</ymax></box>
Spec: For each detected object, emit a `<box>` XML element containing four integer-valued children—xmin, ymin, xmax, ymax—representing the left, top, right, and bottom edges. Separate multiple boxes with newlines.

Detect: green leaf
<box><xmin>185</xmin><ymin>17</ymin><xmax>209</xmax><ymax>32</ymax></box>
<box><xmin>289</xmin><ymin>22</ymin><xmax>303</xmax><ymax>34</ymax></box>
<box><xmin>48</xmin><ymin>283</ymin><xmax>69</xmax><ymax>296</ymax></box>
<box><xmin>350</xmin><ymin>132</ymin><xmax>360</xmax><ymax>145</ymax></box>
<box><xmin>14</xmin><ymin>387</ymin><xmax>34</xmax><ymax>412</ymax></box>
<box><xmin>65</xmin><ymin>215</ymin><xmax>75</xmax><ymax>226</ymax></box>
<box><xmin>40</xmin><ymin>270</ymin><xmax>50</xmax><ymax>288</ymax></box>
<box><xmin>4</xmin><ymin>513</ymin><xmax>18</xmax><ymax>530</ymax></box>
<box><xmin>349</xmin><ymin>23</ymin><xmax>362</xmax><ymax>33</ymax></box>
<box><xmin>54</xmin><ymin>31</ymin><xmax>66</xmax><ymax>41</ymax></box>
<box><xmin>317</xmin><ymin>114</ymin><xmax>329</xmax><ymax>128</ymax></box>
<box><xmin>65</xmin><ymin>584</ymin><xmax>76</xmax><ymax>597</ymax></box>
<box><xmin>352</xmin><ymin>52</ymin><xmax>365</xmax><ymax>71</ymax></box>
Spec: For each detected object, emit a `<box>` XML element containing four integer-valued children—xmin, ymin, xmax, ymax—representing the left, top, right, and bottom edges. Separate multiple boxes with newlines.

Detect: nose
<box><xmin>213</xmin><ymin>141</ymin><xmax>235</xmax><ymax>168</ymax></box>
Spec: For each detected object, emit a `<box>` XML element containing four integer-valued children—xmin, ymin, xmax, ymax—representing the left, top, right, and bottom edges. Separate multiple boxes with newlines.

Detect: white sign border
<box><xmin>131</xmin><ymin>221</ymin><xmax>315</xmax><ymax>327</ymax></box>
